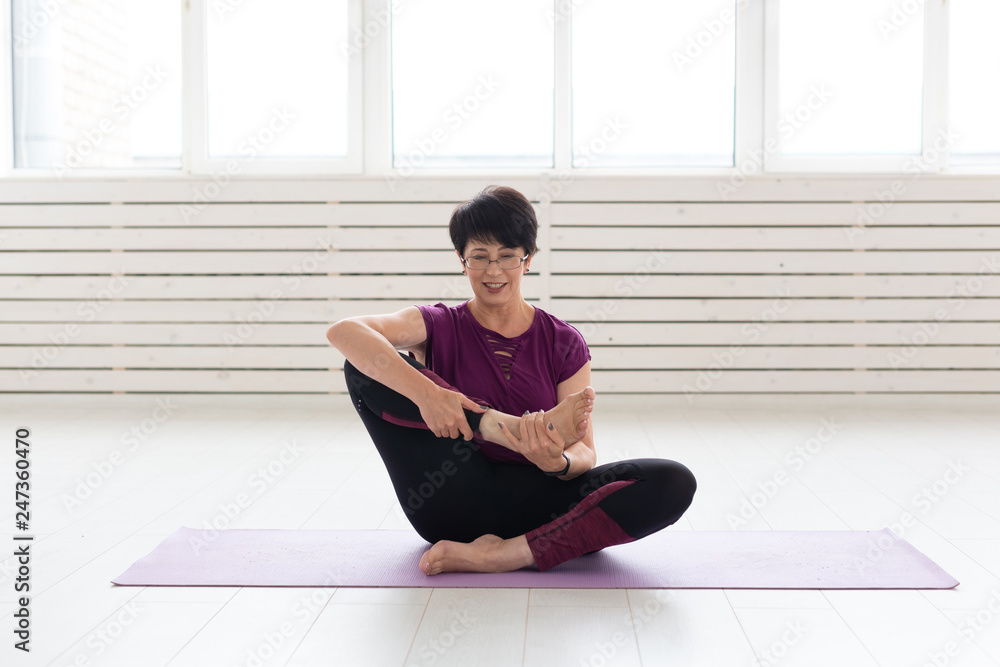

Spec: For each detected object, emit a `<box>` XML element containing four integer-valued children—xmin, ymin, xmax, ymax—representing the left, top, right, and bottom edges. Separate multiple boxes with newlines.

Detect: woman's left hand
<box><xmin>499</xmin><ymin>410</ymin><xmax>568</xmax><ymax>474</ymax></box>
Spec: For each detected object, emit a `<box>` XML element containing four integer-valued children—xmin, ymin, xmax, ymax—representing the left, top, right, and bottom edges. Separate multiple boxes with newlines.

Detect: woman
<box><xmin>326</xmin><ymin>185</ymin><xmax>696</xmax><ymax>575</ymax></box>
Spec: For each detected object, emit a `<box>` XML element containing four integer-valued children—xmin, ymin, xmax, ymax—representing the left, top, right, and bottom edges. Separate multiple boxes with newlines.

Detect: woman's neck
<box><xmin>468</xmin><ymin>297</ymin><xmax>535</xmax><ymax>336</ymax></box>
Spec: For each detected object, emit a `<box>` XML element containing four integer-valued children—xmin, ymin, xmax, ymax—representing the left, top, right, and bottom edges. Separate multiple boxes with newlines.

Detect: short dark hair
<box><xmin>449</xmin><ymin>185</ymin><xmax>538</xmax><ymax>257</ymax></box>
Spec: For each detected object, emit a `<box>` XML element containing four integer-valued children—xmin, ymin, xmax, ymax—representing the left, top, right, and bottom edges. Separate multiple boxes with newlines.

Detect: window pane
<box><xmin>573</xmin><ymin>0</ymin><xmax>735</xmax><ymax>167</ymax></box>
<box><xmin>207</xmin><ymin>0</ymin><xmax>349</xmax><ymax>158</ymax></box>
<box><xmin>12</xmin><ymin>0</ymin><xmax>181</xmax><ymax>169</ymax></box>
<box><xmin>392</xmin><ymin>0</ymin><xmax>553</xmax><ymax>168</ymax></box>
<box><xmin>949</xmin><ymin>0</ymin><xmax>1000</xmax><ymax>163</ymax></box>
<box><xmin>778</xmin><ymin>0</ymin><xmax>923</xmax><ymax>156</ymax></box>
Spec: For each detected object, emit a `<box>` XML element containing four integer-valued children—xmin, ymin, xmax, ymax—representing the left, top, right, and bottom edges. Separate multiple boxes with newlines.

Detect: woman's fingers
<box><xmin>523</xmin><ymin>412</ymin><xmax>537</xmax><ymax>447</ymax></box>
<box><xmin>456</xmin><ymin>396</ymin><xmax>482</xmax><ymax>441</ymax></box>
<box><xmin>505</xmin><ymin>411</ymin><xmax>562</xmax><ymax>472</ymax></box>
<box><xmin>533</xmin><ymin>411</ymin><xmax>550</xmax><ymax>441</ymax></box>
<box><xmin>527</xmin><ymin>411</ymin><xmax>545</xmax><ymax>452</ymax></box>
<box><xmin>425</xmin><ymin>394</ymin><xmax>481</xmax><ymax>441</ymax></box>
<box><xmin>499</xmin><ymin>421</ymin><xmax>519</xmax><ymax>447</ymax></box>
<box><xmin>536</xmin><ymin>412</ymin><xmax>548</xmax><ymax>439</ymax></box>
<box><xmin>543</xmin><ymin>417</ymin><xmax>565</xmax><ymax>447</ymax></box>
<box><xmin>462</xmin><ymin>395</ymin><xmax>487</xmax><ymax>412</ymax></box>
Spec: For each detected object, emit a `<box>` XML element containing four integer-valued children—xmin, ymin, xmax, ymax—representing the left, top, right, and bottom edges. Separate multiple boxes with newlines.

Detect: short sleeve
<box><xmin>556</xmin><ymin>322</ymin><xmax>592</xmax><ymax>384</ymax></box>
<box><xmin>415</xmin><ymin>302</ymin><xmax>452</xmax><ymax>365</ymax></box>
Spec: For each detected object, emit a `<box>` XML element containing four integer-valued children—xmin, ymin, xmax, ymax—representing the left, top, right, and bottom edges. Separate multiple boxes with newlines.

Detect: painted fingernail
<box><xmin>548</xmin><ymin>422</ymin><xmax>553</xmax><ymax>430</ymax></box>
<box><xmin>524</xmin><ymin>410</ymin><xmax>530</xmax><ymax>415</ymax></box>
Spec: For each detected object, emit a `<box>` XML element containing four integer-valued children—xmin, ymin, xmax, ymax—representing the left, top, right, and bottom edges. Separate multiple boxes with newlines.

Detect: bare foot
<box><xmin>542</xmin><ymin>386</ymin><xmax>595</xmax><ymax>443</ymax></box>
<box><xmin>419</xmin><ymin>534</ymin><xmax>534</xmax><ymax>575</ymax></box>
<box><xmin>479</xmin><ymin>386</ymin><xmax>595</xmax><ymax>449</ymax></box>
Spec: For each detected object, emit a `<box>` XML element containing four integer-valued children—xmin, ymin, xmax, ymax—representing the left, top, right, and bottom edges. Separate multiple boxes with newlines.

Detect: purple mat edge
<box><xmin>110</xmin><ymin>526</ymin><xmax>960</xmax><ymax>590</ymax></box>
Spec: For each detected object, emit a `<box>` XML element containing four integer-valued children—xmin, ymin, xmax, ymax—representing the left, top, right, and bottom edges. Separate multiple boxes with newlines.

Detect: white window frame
<box><xmin>0</xmin><ymin>0</ymin><xmax>364</xmax><ymax>180</ymax></box>
<box><xmin>1</xmin><ymin>0</ymin><xmax>194</xmax><ymax>180</ymax></box>
<box><xmin>187</xmin><ymin>0</ymin><xmax>364</xmax><ymax>176</ymax></box>
<box><xmin>379</xmin><ymin>0</ymin><xmax>762</xmax><ymax>179</ymax></box>
<box><xmin>763</xmin><ymin>0</ymin><xmax>951</xmax><ymax>174</ymax></box>
<box><xmin>380</xmin><ymin>0</ymin><xmax>566</xmax><ymax>179</ymax></box>
<box><xmin>941</xmin><ymin>0</ymin><xmax>1000</xmax><ymax>174</ymax></box>
<box><xmin>1</xmin><ymin>0</ymin><xmax>999</xmax><ymax>188</ymax></box>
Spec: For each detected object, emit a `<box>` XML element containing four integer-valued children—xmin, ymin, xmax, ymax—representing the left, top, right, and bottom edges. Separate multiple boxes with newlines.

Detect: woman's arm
<box><xmin>327</xmin><ymin>306</ymin><xmax>436</xmax><ymax>406</ymax></box>
<box><xmin>553</xmin><ymin>361</ymin><xmax>597</xmax><ymax>480</ymax></box>
<box><xmin>327</xmin><ymin>307</ymin><xmax>486</xmax><ymax>440</ymax></box>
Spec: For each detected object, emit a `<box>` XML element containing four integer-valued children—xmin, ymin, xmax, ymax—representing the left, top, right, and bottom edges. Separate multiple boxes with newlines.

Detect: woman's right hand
<box><xmin>499</xmin><ymin>410</ymin><xmax>568</xmax><ymax>473</ymax></box>
<box><xmin>417</xmin><ymin>385</ymin><xmax>488</xmax><ymax>441</ymax></box>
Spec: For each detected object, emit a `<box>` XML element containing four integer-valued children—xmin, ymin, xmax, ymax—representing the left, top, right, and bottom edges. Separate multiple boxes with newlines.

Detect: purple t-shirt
<box><xmin>416</xmin><ymin>300</ymin><xmax>591</xmax><ymax>465</ymax></box>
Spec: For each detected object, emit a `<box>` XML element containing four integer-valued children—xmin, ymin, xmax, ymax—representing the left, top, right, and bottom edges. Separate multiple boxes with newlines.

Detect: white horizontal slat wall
<box><xmin>549</xmin><ymin>203</ymin><xmax>1000</xmax><ymax>395</ymax></box>
<box><xmin>1</xmin><ymin>200</ymin><xmax>998</xmax><ymax>394</ymax></box>
<box><xmin>0</xmin><ymin>202</ymin><xmax>519</xmax><ymax>393</ymax></box>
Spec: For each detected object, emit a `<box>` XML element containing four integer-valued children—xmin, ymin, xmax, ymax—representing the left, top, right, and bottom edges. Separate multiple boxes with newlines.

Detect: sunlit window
<box><xmin>391</xmin><ymin>0</ymin><xmax>554</xmax><ymax>168</ymax></box>
<box><xmin>572</xmin><ymin>0</ymin><xmax>736</xmax><ymax>167</ymax></box>
<box><xmin>777</xmin><ymin>0</ymin><xmax>923</xmax><ymax>156</ymax></box>
<box><xmin>8</xmin><ymin>1</ymin><xmax>1000</xmax><ymax>174</ymax></box>
<box><xmin>12</xmin><ymin>0</ymin><xmax>182</xmax><ymax>170</ymax></box>
<box><xmin>949</xmin><ymin>0</ymin><xmax>1000</xmax><ymax>164</ymax></box>
<box><xmin>206</xmin><ymin>0</ymin><xmax>349</xmax><ymax>158</ymax></box>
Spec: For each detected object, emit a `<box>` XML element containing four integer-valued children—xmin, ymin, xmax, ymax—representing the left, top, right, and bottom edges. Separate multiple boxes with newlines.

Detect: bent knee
<box><xmin>342</xmin><ymin>358</ymin><xmax>377</xmax><ymax>398</ymax></box>
<box><xmin>670</xmin><ymin>461</ymin><xmax>697</xmax><ymax>503</ymax></box>
<box><xmin>645</xmin><ymin>459</ymin><xmax>697</xmax><ymax>511</ymax></box>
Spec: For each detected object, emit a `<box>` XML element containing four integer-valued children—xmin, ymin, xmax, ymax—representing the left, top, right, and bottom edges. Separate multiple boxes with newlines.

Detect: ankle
<box><xmin>479</xmin><ymin>410</ymin><xmax>503</xmax><ymax>443</ymax></box>
<box><xmin>505</xmin><ymin>536</ymin><xmax>535</xmax><ymax>569</ymax></box>
<box><xmin>475</xmin><ymin>408</ymin><xmax>492</xmax><ymax>432</ymax></box>
<box><xmin>479</xmin><ymin>410</ymin><xmax>520</xmax><ymax>451</ymax></box>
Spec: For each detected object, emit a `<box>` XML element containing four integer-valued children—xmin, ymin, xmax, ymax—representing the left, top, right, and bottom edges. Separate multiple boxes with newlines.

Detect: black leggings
<box><xmin>343</xmin><ymin>352</ymin><xmax>697</xmax><ymax>571</ymax></box>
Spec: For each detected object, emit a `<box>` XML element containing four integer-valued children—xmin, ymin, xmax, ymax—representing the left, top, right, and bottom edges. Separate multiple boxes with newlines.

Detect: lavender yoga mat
<box><xmin>111</xmin><ymin>526</ymin><xmax>958</xmax><ymax>589</ymax></box>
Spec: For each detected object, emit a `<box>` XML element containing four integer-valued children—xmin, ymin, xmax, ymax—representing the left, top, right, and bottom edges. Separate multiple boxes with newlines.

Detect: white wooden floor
<box><xmin>1</xmin><ymin>393</ymin><xmax>999</xmax><ymax>667</ymax></box>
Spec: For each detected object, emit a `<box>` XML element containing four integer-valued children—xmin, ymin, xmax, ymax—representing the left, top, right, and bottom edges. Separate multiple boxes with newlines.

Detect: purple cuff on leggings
<box><xmin>379</xmin><ymin>410</ymin><xmax>485</xmax><ymax>443</ymax></box>
<box><xmin>379</xmin><ymin>367</ymin><xmax>491</xmax><ymax>438</ymax></box>
<box><xmin>380</xmin><ymin>411</ymin><xmax>431</xmax><ymax>431</ymax></box>
<box><xmin>525</xmin><ymin>479</ymin><xmax>637</xmax><ymax>572</ymax></box>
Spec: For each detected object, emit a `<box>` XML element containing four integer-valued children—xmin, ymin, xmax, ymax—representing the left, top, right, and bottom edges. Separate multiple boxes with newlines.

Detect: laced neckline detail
<box><xmin>483</xmin><ymin>334</ymin><xmax>521</xmax><ymax>380</ymax></box>
<box><xmin>463</xmin><ymin>302</ymin><xmax>538</xmax><ymax>381</ymax></box>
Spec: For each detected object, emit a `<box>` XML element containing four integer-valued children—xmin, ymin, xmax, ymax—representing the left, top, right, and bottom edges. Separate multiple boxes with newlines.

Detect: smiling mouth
<box><xmin>484</xmin><ymin>282</ymin><xmax>506</xmax><ymax>289</ymax></box>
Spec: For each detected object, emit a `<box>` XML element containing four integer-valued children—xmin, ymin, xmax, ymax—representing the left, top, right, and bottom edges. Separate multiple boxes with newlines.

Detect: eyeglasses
<box><xmin>462</xmin><ymin>254</ymin><xmax>529</xmax><ymax>270</ymax></box>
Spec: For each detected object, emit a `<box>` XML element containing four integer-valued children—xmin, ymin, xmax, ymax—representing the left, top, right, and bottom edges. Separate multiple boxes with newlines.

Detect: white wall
<box><xmin>2</xmin><ymin>176</ymin><xmax>999</xmax><ymax>395</ymax></box>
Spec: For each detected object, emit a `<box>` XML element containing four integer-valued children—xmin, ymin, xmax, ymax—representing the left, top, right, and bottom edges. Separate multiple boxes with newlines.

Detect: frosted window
<box><xmin>12</xmin><ymin>0</ymin><xmax>182</xmax><ymax>169</ymax></box>
<box><xmin>949</xmin><ymin>0</ymin><xmax>1000</xmax><ymax>163</ymax></box>
<box><xmin>391</xmin><ymin>0</ymin><xmax>554</xmax><ymax>168</ymax></box>
<box><xmin>207</xmin><ymin>0</ymin><xmax>349</xmax><ymax>158</ymax></box>
<box><xmin>778</xmin><ymin>0</ymin><xmax>923</xmax><ymax>155</ymax></box>
<box><xmin>573</xmin><ymin>0</ymin><xmax>736</xmax><ymax>167</ymax></box>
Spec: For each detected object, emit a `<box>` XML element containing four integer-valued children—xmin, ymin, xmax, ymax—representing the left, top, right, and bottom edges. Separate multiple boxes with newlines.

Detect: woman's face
<box><xmin>458</xmin><ymin>240</ymin><xmax>532</xmax><ymax>304</ymax></box>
